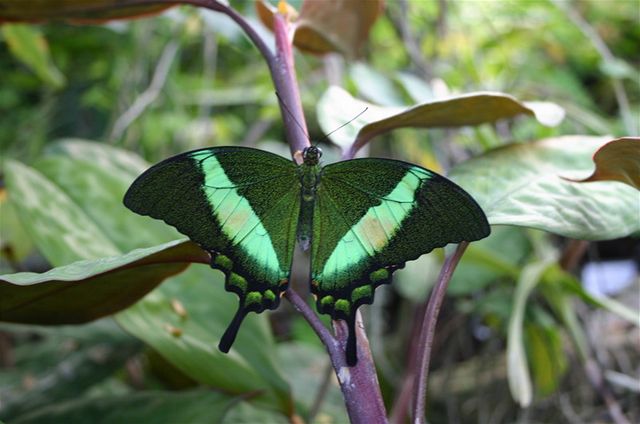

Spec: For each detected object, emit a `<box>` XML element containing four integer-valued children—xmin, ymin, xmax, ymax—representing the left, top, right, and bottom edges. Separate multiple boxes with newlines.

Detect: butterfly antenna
<box><xmin>316</xmin><ymin>107</ymin><xmax>368</xmax><ymax>146</ymax></box>
<box><xmin>275</xmin><ymin>91</ymin><xmax>311</xmax><ymax>142</ymax></box>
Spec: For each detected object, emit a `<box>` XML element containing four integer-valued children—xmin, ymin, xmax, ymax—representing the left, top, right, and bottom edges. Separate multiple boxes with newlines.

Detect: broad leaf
<box><xmin>448</xmin><ymin>226</ymin><xmax>530</xmax><ymax>296</ymax></box>
<box><xmin>116</xmin><ymin>265</ymin><xmax>294</xmax><ymax>414</ymax></box>
<box><xmin>277</xmin><ymin>343</ymin><xmax>349</xmax><ymax>423</ymax></box>
<box><xmin>4</xmin><ymin>142</ymin><xmax>293</xmax><ymax>415</ymax></box>
<box><xmin>5</xmin><ymin>160</ymin><xmax>120</xmax><ymax>266</ymax></box>
<box><xmin>256</xmin><ymin>0</ymin><xmax>383</xmax><ymax>57</ymax></box>
<box><xmin>0</xmin><ymin>0</ymin><xmax>175</xmax><ymax>23</ymax></box>
<box><xmin>349</xmin><ymin>63</ymin><xmax>406</xmax><ymax>106</ymax></box>
<box><xmin>35</xmin><ymin>156</ymin><xmax>179</xmax><ymax>252</ymax></box>
<box><xmin>450</xmin><ymin>136</ymin><xmax>640</xmax><ymax>240</ymax></box>
<box><xmin>317</xmin><ymin>86</ymin><xmax>565</xmax><ymax>155</ymax></box>
<box><xmin>12</xmin><ymin>390</ymin><xmax>241</xmax><ymax>424</ymax></box>
<box><xmin>507</xmin><ymin>257</ymin><xmax>556</xmax><ymax>407</ymax></box>
<box><xmin>0</xmin><ymin>239</ymin><xmax>203</xmax><ymax>325</ymax></box>
<box><xmin>0</xmin><ymin>321</ymin><xmax>139</xmax><ymax>420</ymax></box>
<box><xmin>50</xmin><ymin>142</ymin><xmax>294</xmax><ymax>414</ymax></box>
<box><xmin>46</xmin><ymin>138</ymin><xmax>150</xmax><ymax>177</ymax></box>
<box><xmin>565</xmin><ymin>137</ymin><xmax>640</xmax><ymax>189</ymax></box>
<box><xmin>0</xmin><ymin>191</ymin><xmax>33</xmax><ymax>262</ymax></box>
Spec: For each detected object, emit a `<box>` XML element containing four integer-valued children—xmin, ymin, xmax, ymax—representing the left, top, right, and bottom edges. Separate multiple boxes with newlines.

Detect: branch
<box><xmin>285</xmin><ymin>289</ymin><xmax>387</xmax><ymax>424</ymax></box>
<box><xmin>284</xmin><ymin>288</ymin><xmax>336</xmax><ymax>351</ymax></box>
<box><xmin>412</xmin><ymin>242</ymin><xmax>469</xmax><ymax>423</ymax></box>
<box><xmin>110</xmin><ymin>41</ymin><xmax>179</xmax><ymax>141</ymax></box>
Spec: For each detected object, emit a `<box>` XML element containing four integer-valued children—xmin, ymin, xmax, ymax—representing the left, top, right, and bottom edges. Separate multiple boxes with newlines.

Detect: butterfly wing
<box><xmin>311</xmin><ymin>158</ymin><xmax>490</xmax><ymax>365</ymax></box>
<box><xmin>124</xmin><ymin>147</ymin><xmax>299</xmax><ymax>351</ymax></box>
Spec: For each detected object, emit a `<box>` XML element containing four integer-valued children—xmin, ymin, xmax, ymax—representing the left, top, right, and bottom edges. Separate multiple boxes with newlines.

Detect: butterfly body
<box><xmin>124</xmin><ymin>146</ymin><xmax>489</xmax><ymax>365</ymax></box>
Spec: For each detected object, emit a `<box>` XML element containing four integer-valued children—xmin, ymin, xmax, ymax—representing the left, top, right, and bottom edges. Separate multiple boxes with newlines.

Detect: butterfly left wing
<box><xmin>124</xmin><ymin>147</ymin><xmax>299</xmax><ymax>352</ymax></box>
<box><xmin>311</xmin><ymin>158</ymin><xmax>490</xmax><ymax>365</ymax></box>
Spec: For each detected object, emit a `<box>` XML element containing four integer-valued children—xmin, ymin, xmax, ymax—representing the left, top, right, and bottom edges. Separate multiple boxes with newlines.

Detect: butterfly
<box><xmin>124</xmin><ymin>145</ymin><xmax>490</xmax><ymax>365</ymax></box>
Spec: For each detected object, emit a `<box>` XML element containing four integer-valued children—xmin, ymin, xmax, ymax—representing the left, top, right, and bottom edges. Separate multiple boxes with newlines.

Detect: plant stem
<box><xmin>124</xmin><ymin>2</ymin><xmax>387</xmax><ymax>421</ymax></box>
<box><xmin>285</xmin><ymin>289</ymin><xmax>387</xmax><ymax>423</ymax></box>
<box><xmin>412</xmin><ymin>241</ymin><xmax>468</xmax><ymax>423</ymax></box>
<box><xmin>266</xmin><ymin>9</ymin><xmax>386</xmax><ymax>422</ymax></box>
<box><xmin>270</xmin><ymin>13</ymin><xmax>310</xmax><ymax>157</ymax></box>
<box><xmin>332</xmin><ymin>315</ymin><xmax>388</xmax><ymax>424</ymax></box>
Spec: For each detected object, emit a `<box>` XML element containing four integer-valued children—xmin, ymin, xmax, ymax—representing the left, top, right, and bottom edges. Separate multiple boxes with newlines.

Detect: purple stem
<box><xmin>268</xmin><ymin>11</ymin><xmax>387</xmax><ymax>423</ymax></box>
<box><xmin>118</xmin><ymin>1</ymin><xmax>387</xmax><ymax>421</ymax></box>
<box><xmin>412</xmin><ymin>241</ymin><xmax>469</xmax><ymax>423</ymax></box>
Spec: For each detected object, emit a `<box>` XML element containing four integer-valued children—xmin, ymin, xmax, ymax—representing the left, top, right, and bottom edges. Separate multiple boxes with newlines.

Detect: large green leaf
<box><xmin>448</xmin><ymin>226</ymin><xmax>530</xmax><ymax>296</ymax></box>
<box><xmin>317</xmin><ymin>86</ymin><xmax>565</xmax><ymax>154</ymax></box>
<box><xmin>0</xmin><ymin>320</ymin><xmax>140</xmax><ymax>420</ymax></box>
<box><xmin>46</xmin><ymin>138</ymin><xmax>150</xmax><ymax>178</ymax></box>
<box><xmin>5</xmin><ymin>141</ymin><xmax>293</xmax><ymax>415</ymax></box>
<box><xmin>11</xmin><ymin>390</ymin><xmax>241</xmax><ymax>424</ymax></box>
<box><xmin>116</xmin><ymin>266</ymin><xmax>293</xmax><ymax>414</ymax></box>
<box><xmin>450</xmin><ymin>136</ymin><xmax>640</xmax><ymax>240</ymax></box>
<box><xmin>34</xmin><ymin>156</ymin><xmax>179</xmax><ymax>252</ymax></box>
<box><xmin>5</xmin><ymin>160</ymin><xmax>120</xmax><ymax>266</ymax></box>
<box><xmin>276</xmin><ymin>343</ymin><xmax>348</xmax><ymax>423</ymax></box>
<box><xmin>0</xmin><ymin>239</ymin><xmax>203</xmax><ymax>324</ymax></box>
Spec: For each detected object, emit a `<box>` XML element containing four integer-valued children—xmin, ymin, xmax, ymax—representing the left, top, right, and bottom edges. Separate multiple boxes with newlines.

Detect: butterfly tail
<box><xmin>219</xmin><ymin>307</ymin><xmax>247</xmax><ymax>353</ymax></box>
<box><xmin>346</xmin><ymin>315</ymin><xmax>358</xmax><ymax>366</ymax></box>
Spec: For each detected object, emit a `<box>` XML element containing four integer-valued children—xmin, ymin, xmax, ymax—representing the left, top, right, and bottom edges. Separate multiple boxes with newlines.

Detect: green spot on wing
<box><xmin>351</xmin><ymin>285</ymin><xmax>372</xmax><ymax>303</ymax></box>
<box><xmin>334</xmin><ymin>299</ymin><xmax>351</xmax><ymax>315</ymax></box>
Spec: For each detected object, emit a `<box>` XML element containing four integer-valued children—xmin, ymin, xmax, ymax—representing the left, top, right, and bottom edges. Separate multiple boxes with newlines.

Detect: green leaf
<box><xmin>34</xmin><ymin>155</ymin><xmax>179</xmax><ymax>252</ymax></box>
<box><xmin>525</xmin><ymin>321</ymin><xmax>567</xmax><ymax>396</ymax></box>
<box><xmin>0</xmin><ymin>192</ymin><xmax>33</xmax><ymax>262</ymax></box>
<box><xmin>1</xmin><ymin>24</ymin><xmax>65</xmax><ymax>88</ymax></box>
<box><xmin>349</xmin><ymin>63</ymin><xmax>406</xmax><ymax>106</ymax></box>
<box><xmin>506</xmin><ymin>257</ymin><xmax>556</xmax><ymax>407</ymax></box>
<box><xmin>450</xmin><ymin>136</ymin><xmax>640</xmax><ymax>240</ymax></box>
<box><xmin>0</xmin><ymin>239</ymin><xmax>204</xmax><ymax>325</ymax></box>
<box><xmin>46</xmin><ymin>138</ymin><xmax>150</xmax><ymax>177</ymax></box>
<box><xmin>11</xmin><ymin>390</ymin><xmax>241</xmax><ymax>424</ymax></box>
<box><xmin>115</xmin><ymin>265</ymin><xmax>294</xmax><ymax>414</ymax></box>
<box><xmin>277</xmin><ymin>343</ymin><xmax>349</xmax><ymax>423</ymax></box>
<box><xmin>0</xmin><ymin>320</ymin><xmax>139</xmax><ymax>420</ymax></box>
<box><xmin>222</xmin><ymin>401</ymin><xmax>289</xmax><ymax>424</ymax></box>
<box><xmin>5</xmin><ymin>160</ymin><xmax>120</xmax><ymax>266</ymax></box>
<box><xmin>448</xmin><ymin>226</ymin><xmax>529</xmax><ymax>296</ymax></box>
<box><xmin>317</xmin><ymin>86</ymin><xmax>565</xmax><ymax>154</ymax></box>
<box><xmin>5</xmin><ymin>142</ymin><xmax>294</xmax><ymax>414</ymax></box>
<box><xmin>545</xmin><ymin>265</ymin><xmax>640</xmax><ymax>327</ymax></box>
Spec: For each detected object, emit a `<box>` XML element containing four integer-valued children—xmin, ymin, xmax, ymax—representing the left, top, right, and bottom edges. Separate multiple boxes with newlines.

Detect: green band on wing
<box><xmin>194</xmin><ymin>152</ymin><xmax>283</xmax><ymax>281</ymax></box>
<box><xmin>319</xmin><ymin>169</ymin><xmax>423</xmax><ymax>285</ymax></box>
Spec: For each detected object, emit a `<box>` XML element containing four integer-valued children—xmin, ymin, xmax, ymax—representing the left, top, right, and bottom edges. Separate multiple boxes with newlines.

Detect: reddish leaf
<box><xmin>0</xmin><ymin>0</ymin><xmax>176</xmax><ymax>24</ymax></box>
<box><xmin>256</xmin><ymin>0</ymin><xmax>384</xmax><ymax>57</ymax></box>
<box><xmin>0</xmin><ymin>240</ymin><xmax>208</xmax><ymax>325</ymax></box>
<box><xmin>566</xmin><ymin>137</ymin><xmax>640</xmax><ymax>190</ymax></box>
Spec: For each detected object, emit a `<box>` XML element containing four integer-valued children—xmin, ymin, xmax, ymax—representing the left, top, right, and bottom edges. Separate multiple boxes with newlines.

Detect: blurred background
<box><xmin>1</xmin><ymin>1</ymin><xmax>638</xmax><ymax>423</ymax></box>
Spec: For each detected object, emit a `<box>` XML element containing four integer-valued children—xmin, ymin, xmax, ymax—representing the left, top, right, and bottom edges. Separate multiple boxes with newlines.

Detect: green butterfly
<box><xmin>124</xmin><ymin>145</ymin><xmax>489</xmax><ymax>365</ymax></box>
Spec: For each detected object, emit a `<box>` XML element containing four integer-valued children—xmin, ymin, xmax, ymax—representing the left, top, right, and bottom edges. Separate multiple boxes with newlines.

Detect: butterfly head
<box><xmin>302</xmin><ymin>146</ymin><xmax>323</xmax><ymax>166</ymax></box>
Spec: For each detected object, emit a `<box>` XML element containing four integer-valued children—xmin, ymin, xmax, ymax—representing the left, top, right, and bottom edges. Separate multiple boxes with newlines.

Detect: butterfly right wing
<box><xmin>124</xmin><ymin>147</ymin><xmax>300</xmax><ymax>351</ymax></box>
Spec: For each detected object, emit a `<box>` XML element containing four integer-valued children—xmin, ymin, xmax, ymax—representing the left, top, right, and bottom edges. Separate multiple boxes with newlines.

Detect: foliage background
<box><xmin>1</xmin><ymin>1</ymin><xmax>638</xmax><ymax>423</ymax></box>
